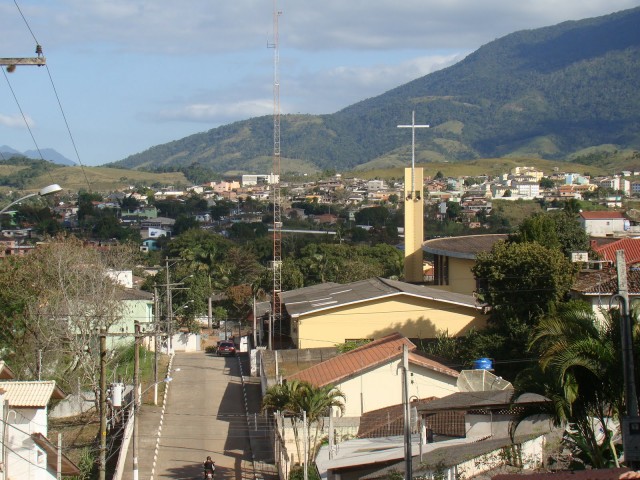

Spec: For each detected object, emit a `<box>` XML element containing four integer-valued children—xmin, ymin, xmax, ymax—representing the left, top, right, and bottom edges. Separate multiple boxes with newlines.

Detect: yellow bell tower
<box><xmin>404</xmin><ymin>167</ymin><xmax>424</xmax><ymax>282</ymax></box>
<box><xmin>398</xmin><ymin>111</ymin><xmax>428</xmax><ymax>283</ymax></box>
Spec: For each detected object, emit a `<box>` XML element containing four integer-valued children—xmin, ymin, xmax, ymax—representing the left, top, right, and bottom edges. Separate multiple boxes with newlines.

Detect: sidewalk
<box><xmin>239</xmin><ymin>356</ymin><xmax>280</xmax><ymax>480</ymax></box>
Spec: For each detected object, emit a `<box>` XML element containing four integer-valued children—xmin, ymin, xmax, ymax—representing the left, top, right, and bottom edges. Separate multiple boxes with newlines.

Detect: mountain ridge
<box><xmin>0</xmin><ymin>146</ymin><xmax>75</xmax><ymax>166</ymax></box>
<box><xmin>108</xmin><ymin>6</ymin><xmax>640</xmax><ymax>174</ymax></box>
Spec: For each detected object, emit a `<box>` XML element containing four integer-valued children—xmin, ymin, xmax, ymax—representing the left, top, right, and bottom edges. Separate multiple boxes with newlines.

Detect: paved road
<box><xmin>156</xmin><ymin>352</ymin><xmax>250</xmax><ymax>479</ymax></box>
<box><xmin>121</xmin><ymin>350</ymin><xmax>276</xmax><ymax>480</ymax></box>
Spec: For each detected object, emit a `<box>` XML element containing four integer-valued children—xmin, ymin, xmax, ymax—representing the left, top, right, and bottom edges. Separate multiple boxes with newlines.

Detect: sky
<box><xmin>0</xmin><ymin>1</ymin><xmax>638</xmax><ymax>167</ymax></box>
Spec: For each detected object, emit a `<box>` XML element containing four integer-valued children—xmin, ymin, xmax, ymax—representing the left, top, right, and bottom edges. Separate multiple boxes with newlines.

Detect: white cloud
<box><xmin>156</xmin><ymin>99</ymin><xmax>272</xmax><ymax>124</ymax></box>
<box><xmin>0</xmin><ymin>113</ymin><xmax>34</xmax><ymax>128</ymax></box>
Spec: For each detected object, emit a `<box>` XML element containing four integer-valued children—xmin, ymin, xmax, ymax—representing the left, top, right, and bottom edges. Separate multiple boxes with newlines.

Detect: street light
<box><xmin>0</xmin><ymin>183</ymin><xmax>62</xmax><ymax>215</ymax></box>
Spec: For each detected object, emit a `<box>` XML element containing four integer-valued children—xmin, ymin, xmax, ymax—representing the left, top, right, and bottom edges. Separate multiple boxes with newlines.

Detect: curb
<box><xmin>238</xmin><ymin>355</ymin><xmax>264</xmax><ymax>480</ymax></box>
<box><xmin>149</xmin><ymin>353</ymin><xmax>174</xmax><ymax>480</ymax></box>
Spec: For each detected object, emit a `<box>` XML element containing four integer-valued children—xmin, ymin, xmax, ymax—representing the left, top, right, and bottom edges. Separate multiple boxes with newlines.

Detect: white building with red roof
<box><xmin>578</xmin><ymin>210</ymin><xmax>627</xmax><ymax>236</ymax></box>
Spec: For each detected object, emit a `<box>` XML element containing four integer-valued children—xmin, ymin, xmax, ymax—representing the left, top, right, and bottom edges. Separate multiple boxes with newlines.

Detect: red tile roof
<box><xmin>593</xmin><ymin>238</ymin><xmax>640</xmax><ymax>265</ymax></box>
<box><xmin>580</xmin><ymin>211</ymin><xmax>625</xmax><ymax>220</ymax></box>
<box><xmin>286</xmin><ymin>332</ymin><xmax>458</xmax><ymax>387</ymax></box>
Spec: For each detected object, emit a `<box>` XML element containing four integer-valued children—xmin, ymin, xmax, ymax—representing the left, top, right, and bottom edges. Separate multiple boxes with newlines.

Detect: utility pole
<box><xmin>616</xmin><ymin>251</ymin><xmax>640</xmax><ymax>467</ymax></box>
<box><xmin>0</xmin><ymin>46</ymin><xmax>46</xmax><ymax>70</ymax></box>
<box><xmin>99</xmin><ymin>330</ymin><xmax>107</xmax><ymax>480</ymax></box>
<box><xmin>402</xmin><ymin>344</ymin><xmax>412</xmax><ymax>479</ymax></box>
<box><xmin>133</xmin><ymin>321</ymin><xmax>141</xmax><ymax>480</ymax></box>
<box><xmin>165</xmin><ymin>257</ymin><xmax>173</xmax><ymax>355</ymax></box>
<box><xmin>153</xmin><ymin>286</ymin><xmax>160</xmax><ymax>406</ymax></box>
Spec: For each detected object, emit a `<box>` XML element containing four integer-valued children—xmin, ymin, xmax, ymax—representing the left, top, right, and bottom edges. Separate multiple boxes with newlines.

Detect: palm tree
<box><xmin>262</xmin><ymin>380</ymin><xmax>307</xmax><ymax>462</ymax></box>
<box><xmin>516</xmin><ymin>304</ymin><xmax>627</xmax><ymax>468</ymax></box>
<box><xmin>262</xmin><ymin>380</ymin><xmax>345</xmax><ymax>467</ymax></box>
<box><xmin>291</xmin><ymin>383</ymin><xmax>346</xmax><ymax>461</ymax></box>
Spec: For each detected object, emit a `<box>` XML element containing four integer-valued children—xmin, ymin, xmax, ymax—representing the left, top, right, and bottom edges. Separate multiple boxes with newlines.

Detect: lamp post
<box><xmin>0</xmin><ymin>183</ymin><xmax>62</xmax><ymax>215</ymax></box>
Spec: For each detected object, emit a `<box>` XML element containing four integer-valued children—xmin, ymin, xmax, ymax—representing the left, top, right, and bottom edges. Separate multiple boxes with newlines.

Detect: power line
<box><xmin>12</xmin><ymin>0</ymin><xmax>93</xmax><ymax>191</ymax></box>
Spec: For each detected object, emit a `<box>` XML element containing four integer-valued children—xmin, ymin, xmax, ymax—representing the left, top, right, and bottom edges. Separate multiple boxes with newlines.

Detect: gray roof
<box><xmin>280</xmin><ymin>277</ymin><xmax>482</xmax><ymax>318</ymax></box>
<box><xmin>422</xmin><ymin>234</ymin><xmax>508</xmax><ymax>259</ymax></box>
<box><xmin>418</xmin><ymin>389</ymin><xmax>549</xmax><ymax>413</ymax></box>
<box><xmin>359</xmin><ymin>433</ymin><xmax>542</xmax><ymax>479</ymax></box>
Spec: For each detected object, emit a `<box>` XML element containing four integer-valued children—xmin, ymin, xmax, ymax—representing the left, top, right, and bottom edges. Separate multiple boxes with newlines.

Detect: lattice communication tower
<box><xmin>269</xmin><ymin>1</ymin><xmax>282</xmax><ymax>349</ymax></box>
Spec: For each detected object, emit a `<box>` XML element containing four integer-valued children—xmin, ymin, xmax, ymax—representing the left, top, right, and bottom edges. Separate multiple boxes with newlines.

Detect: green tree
<box><xmin>354</xmin><ymin>206</ymin><xmax>389</xmax><ymax>228</ymax></box>
<box><xmin>539</xmin><ymin>177</ymin><xmax>555</xmax><ymax>189</ymax></box>
<box><xmin>173</xmin><ymin>215</ymin><xmax>201</xmax><ymax>236</ymax></box>
<box><xmin>0</xmin><ymin>235</ymin><xmax>137</xmax><ymax>401</ymax></box>
<box><xmin>473</xmin><ymin>240</ymin><xmax>577</xmax><ymax>324</ymax></box>
<box><xmin>515</xmin><ymin>305</ymin><xmax>627</xmax><ymax>468</ymax></box>
<box><xmin>509</xmin><ymin>211</ymin><xmax>589</xmax><ymax>259</ymax></box>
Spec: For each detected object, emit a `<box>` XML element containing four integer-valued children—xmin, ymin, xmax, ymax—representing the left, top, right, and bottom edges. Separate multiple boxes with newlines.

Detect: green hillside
<box><xmin>109</xmin><ymin>7</ymin><xmax>640</xmax><ymax>175</ymax></box>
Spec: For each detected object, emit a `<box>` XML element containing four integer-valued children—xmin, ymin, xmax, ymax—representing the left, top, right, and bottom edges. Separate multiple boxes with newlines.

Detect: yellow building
<box><xmin>422</xmin><ymin>234</ymin><xmax>507</xmax><ymax>295</ymax></box>
<box><xmin>280</xmin><ymin>277</ymin><xmax>488</xmax><ymax>349</ymax></box>
<box><xmin>287</xmin><ymin>333</ymin><xmax>460</xmax><ymax>416</ymax></box>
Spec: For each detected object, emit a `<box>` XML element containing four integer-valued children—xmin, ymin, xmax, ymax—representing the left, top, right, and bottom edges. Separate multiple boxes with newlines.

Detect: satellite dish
<box><xmin>457</xmin><ymin>369</ymin><xmax>512</xmax><ymax>392</ymax></box>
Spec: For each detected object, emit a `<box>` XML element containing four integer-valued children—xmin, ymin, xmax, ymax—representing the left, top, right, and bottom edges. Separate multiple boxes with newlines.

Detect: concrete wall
<box><xmin>295</xmin><ymin>296</ymin><xmax>487</xmax><ymax>348</ymax></box>
<box><xmin>172</xmin><ymin>332</ymin><xmax>200</xmax><ymax>352</ymax></box>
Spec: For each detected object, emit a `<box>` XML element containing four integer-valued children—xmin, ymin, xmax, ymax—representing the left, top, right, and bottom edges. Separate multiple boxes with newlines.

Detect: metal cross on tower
<box><xmin>398</xmin><ymin>111</ymin><xmax>429</xmax><ymax>199</ymax></box>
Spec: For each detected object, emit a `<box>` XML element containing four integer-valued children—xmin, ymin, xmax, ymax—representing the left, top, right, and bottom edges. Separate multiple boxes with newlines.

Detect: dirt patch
<box><xmin>49</xmin><ymin>411</ymin><xmax>99</xmax><ymax>470</ymax></box>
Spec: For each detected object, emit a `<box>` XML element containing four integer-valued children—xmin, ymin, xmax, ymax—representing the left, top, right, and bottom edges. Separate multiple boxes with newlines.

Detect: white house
<box><xmin>579</xmin><ymin>211</ymin><xmax>627</xmax><ymax>236</ymax></box>
<box><xmin>0</xmin><ymin>380</ymin><xmax>79</xmax><ymax>480</ymax></box>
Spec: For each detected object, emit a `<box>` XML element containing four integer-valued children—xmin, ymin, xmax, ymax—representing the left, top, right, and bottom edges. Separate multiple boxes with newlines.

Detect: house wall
<box><xmin>294</xmin><ymin>296</ymin><xmax>487</xmax><ymax>349</ymax></box>
<box><xmin>337</xmin><ymin>360</ymin><xmax>458</xmax><ymax>416</ymax></box>
<box><xmin>6</xmin><ymin>407</ymin><xmax>54</xmax><ymax>480</ymax></box>
<box><xmin>447</xmin><ymin>258</ymin><xmax>477</xmax><ymax>296</ymax></box>
<box><xmin>108</xmin><ymin>299</ymin><xmax>154</xmax><ymax>349</ymax></box>
<box><xmin>580</xmin><ymin>218</ymin><xmax>626</xmax><ymax>235</ymax></box>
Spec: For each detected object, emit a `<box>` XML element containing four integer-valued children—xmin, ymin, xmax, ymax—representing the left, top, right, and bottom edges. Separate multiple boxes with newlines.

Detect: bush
<box><xmin>289</xmin><ymin>465</ymin><xmax>321</xmax><ymax>480</ymax></box>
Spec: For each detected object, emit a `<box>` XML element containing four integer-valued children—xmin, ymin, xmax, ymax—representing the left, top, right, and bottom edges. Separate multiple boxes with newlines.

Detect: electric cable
<box><xmin>13</xmin><ymin>0</ymin><xmax>93</xmax><ymax>191</ymax></box>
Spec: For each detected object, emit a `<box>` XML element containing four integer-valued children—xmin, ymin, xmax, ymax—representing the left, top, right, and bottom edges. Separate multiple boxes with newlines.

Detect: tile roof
<box><xmin>422</xmin><ymin>234</ymin><xmax>508</xmax><ymax>259</ymax></box>
<box><xmin>572</xmin><ymin>267</ymin><xmax>640</xmax><ymax>295</ymax></box>
<box><xmin>580</xmin><ymin>211</ymin><xmax>626</xmax><ymax>220</ymax></box>
<box><xmin>116</xmin><ymin>287</ymin><xmax>154</xmax><ymax>301</ymax></box>
<box><xmin>0</xmin><ymin>381</ymin><xmax>65</xmax><ymax>407</ymax></box>
<box><xmin>280</xmin><ymin>277</ymin><xmax>481</xmax><ymax>318</ymax></box>
<box><xmin>286</xmin><ymin>333</ymin><xmax>458</xmax><ymax>387</ymax></box>
<box><xmin>0</xmin><ymin>360</ymin><xmax>16</xmax><ymax>380</ymax></box>
<box><xmin>593</xmin><ymin>238</ymin><xmax>640</xmax><ymax>265</ymax></box>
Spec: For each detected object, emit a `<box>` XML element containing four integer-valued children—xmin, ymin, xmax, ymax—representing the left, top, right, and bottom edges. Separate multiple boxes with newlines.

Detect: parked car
<box><xmin>217</xmin><ymin>341</ymin><xmax>236</xmax><ymax>356</ymax></box>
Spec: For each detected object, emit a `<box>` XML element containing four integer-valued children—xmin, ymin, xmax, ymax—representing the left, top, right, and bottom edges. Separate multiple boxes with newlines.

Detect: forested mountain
<box><xmin>109</xmin><ymin>7</ymin><xmax>640</xmax><ymax>174</ymax></box>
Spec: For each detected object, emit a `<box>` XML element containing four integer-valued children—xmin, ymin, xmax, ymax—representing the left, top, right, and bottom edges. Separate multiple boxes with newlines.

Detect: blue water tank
<box><xmin>473</xmin><ymin>357</ymin><xmax>493</xmax><ymax>370</ymax></box>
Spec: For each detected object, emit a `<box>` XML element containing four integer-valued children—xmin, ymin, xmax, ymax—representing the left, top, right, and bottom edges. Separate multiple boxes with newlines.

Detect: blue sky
<box><xmin>1</xmin><ymin>0</ymin><xmax>638</xmax><ymax>166</ymax></box>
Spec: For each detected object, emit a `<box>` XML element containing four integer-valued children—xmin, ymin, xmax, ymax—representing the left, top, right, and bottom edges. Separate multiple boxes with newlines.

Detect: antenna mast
<box><xmin>269</xmin><ymin>0</ymin><xmax>282</xmax><ymax>350</ymax></box>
